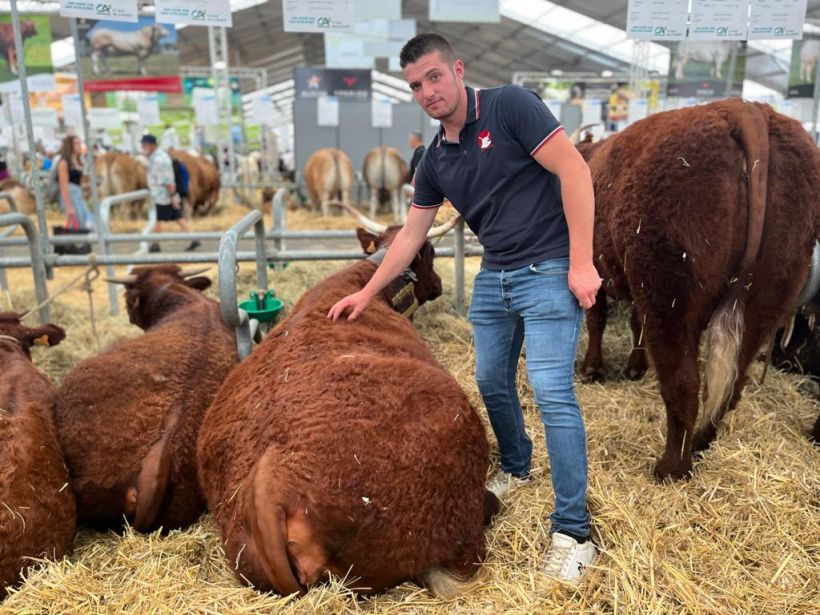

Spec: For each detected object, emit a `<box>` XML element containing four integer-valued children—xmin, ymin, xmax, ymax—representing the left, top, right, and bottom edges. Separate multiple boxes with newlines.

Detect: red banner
<box><xmin>84</xmin><ymin>76</ymin><xmax>181</xmax><ymax>92</ymax></box>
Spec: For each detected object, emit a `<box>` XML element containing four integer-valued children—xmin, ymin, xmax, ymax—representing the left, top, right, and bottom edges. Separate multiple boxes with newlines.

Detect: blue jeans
<box><xmin>469</xmin><ymin>257</ymin><xmax>590</xmax><ymax>538</ymax></box>
<box><xmin>59</xmin><ymin>183</ymin><xmax>93</xmax><ymax>230</ymax></box>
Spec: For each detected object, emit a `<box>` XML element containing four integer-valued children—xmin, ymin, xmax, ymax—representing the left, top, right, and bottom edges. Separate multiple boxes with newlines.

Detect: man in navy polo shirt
<box><xmin>328</xmin><ymin>33</ymin><xmax>601</xmax><ymax>584</ymax></box>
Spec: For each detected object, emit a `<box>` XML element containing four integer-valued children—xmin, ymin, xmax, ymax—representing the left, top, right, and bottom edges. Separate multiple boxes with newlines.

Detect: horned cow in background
<box><xmin>0</xmin><ymin>313</ymin><xmax>75</xmax><ymax>598</ymax></box>
<box><xmin>363</xmin><ymin>146</ymin><xmax>409</xmax><ymax>223</ymax></box>
<box><xmin>94</xmin><ymin>151</ymin><xmax>149</xmax><ymax>218</ymax></box>
<box><xmin>577</xmin><ymin>99</ymin><xmax>820</xmax><ymax>480</ymax></box>
<box><xmin>303</xmin><ymin>147</ymin><xmax>354</xmax><ymax>217</ymax></box>
<box><xmin>54</xmin><ymin>265</ymin><xmax>237</xmax><ymax>534</ymax></box>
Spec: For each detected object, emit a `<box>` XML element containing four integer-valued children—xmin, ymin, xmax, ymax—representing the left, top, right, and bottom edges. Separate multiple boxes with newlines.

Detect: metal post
<box><xmin>3</xmin><ymin>93</ymin><xmax>23</xmax><ymax>178</ymax></box>
<box><xmin>723</xmin><ymin>43</ymin><xmax>739</xmax><ymax>99</ymax></box>
<box><xmin>812</xmin><ymin>60</ymin><xmax>820</xmax><ymax>145</ymax></box>
<box><xmin>9</xmin><ymin>0</ymin><xmax>49</xmax><ymax>261</ymax></box>
<box><xmin>208</xmin><ymin>27</ymin><xmax>225</xmax><ymax>184</ymax></box>
<box><xmin>454</xmin><ymin>219</ymin><xmax>465</xmax><ymax>316</ymax></box>
<box><xmin>272</xmin><ymin>187</ymin><xmax>287</xmax><ymax>269</ymax></box>
<box><xmin>0</xmin><ymin>212</ymin><xmax>49</xmax><ymax>322</ymax></box>
<box><xmin>0</xmin><ymin>192</ymin><xmax>18</xmax><ymax>291</ymax></box>
<box><xmin>220</xmin><ymin>27</ymin><xmax>236</xmax><ymax>190</ymax></box>
<box><xmin>70</xmin><ymin>18</ymin><xmax>102</xmax><ymax>243</ymax></box>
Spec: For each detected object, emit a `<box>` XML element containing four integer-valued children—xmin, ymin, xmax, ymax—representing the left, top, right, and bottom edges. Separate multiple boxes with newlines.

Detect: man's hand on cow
<box><xmin>328</xmin><ymin>290</ymin><xmax>373</xmax><ymax>321</ymax></box>
<box><xmin>568</xmin><ymin>262</ymin><xmax>602</xmax><ymax>310</ymax></box>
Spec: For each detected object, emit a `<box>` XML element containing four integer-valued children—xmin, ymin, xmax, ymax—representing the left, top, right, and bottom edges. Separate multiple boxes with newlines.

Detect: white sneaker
<box><xmin>486</xmin><ymin>470</ymin><xmax>531</xmax><ymax>499</ymax></box>
<box><xmin>542</xmin><ymin>532</ymin><xmax>597</xmax><ymax>584</ymax></box>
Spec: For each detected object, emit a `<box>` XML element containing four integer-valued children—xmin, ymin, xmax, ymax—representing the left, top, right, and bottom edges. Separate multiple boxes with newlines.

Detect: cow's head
<box><xmin>20</xmin><ymin>20</ymin><xmax>37</xmax><ymax>39</ymax></box>
<box><xmin>105</xmin><ymin>265</ymin><xmax>212</xmax><ymax>330</ymax></box>
<box><xmin>0</xmin><ymin>312</ymin><xmax>65</xmax><ymax>359</ymax></box>
<box><xmin>150</xmin><ymin>25</ymin><xmax>169</xmax><ymax>44</ymax></box>
<box><xmin>338</xmin><ymin>203</ymin><xmax>461</xmax><ymax>312</ymax></box>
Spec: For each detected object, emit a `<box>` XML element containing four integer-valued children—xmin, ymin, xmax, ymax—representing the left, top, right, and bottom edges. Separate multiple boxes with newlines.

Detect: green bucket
<box><xmin>238</xmin><ymin>290</ymin><xmax>284</xmax><ymax>323</ymax></box>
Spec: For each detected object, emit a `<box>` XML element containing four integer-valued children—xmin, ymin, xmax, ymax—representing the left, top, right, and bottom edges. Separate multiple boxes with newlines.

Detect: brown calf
<box><xmin>54</xmin><ymin>266</ymin><xmax>237</xmax><ymax>533</ymax></box>
<box><xmin>0</xmin><ymin>313</ymin><xmax>75</xmax><ymax>598</ymax></box>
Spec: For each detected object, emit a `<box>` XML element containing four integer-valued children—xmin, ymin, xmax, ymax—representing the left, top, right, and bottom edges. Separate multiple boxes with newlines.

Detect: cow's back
<box><xmin>55</xmin><ymin>300</ymin><xmax>236</xmax><ymax>531</ymax></box>
<box><xmin>198</xmin><ymin>262</ymin><xmax>491</xmax><ymax>592</ymax></box>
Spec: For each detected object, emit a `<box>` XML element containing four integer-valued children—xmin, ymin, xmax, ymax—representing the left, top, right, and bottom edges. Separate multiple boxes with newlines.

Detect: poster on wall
<box><xmin>371</xmin><ymin>98</ymin><xmax>392</xmax><ymax>127</ymax></box>
<box><xmin>192</xmin><ymin>88</ymin><xmax>219</xmax><ymax>125</ymax></box>
<box><xmin>690</xmin><ymin>0</ymin><xmax>750</xmax><ymax>40</ymax></box>
<box><xmin>183</xmin><ymin>76</ymin><xmax>241</xmax><ymax>109</ymax></box>
<box><xmin>626</xmin><ymin>0</ymin><xmax>688</xmax><ymax>40</ymax></box>
<box><xmin>666</xmin><ymin>40</ymin><xmax>747</xmax><ymax>97</ymax></box>
<box><xmin>429</xmin><ymin>0</ymin><xmax>499</xmax><ymax>23</ymax></box>
<box><xmin>787</xmin><ymin>34</ymin><xmax>820</xmax><ymax>97</ymax></box>
<box><xmin>88</xmin><ymin>107</ymin><xmax>121</xmax><ymax>129</ymax></box>
<box><xmin>77</xmin><ymin>17</ymin><xmax>181</xmax><ymax>92</ymax></box>
<box><xmin>317</xmin><ymin>95</ymin><xmax>339</xmax><ymax>126</ymax></box>
<box><xmin>60</xmin><ymin>0</ymin><xmax>138</xmax><ymax>23</ymax></box>
<box><xmin>294</xmin><ymin>67</ymin><xmax>371</xmax><ymax>101</ymax></box>
<box><xmin>155</xmin><ymin>0</ymin><xmax>232</xmax><ymax>27</ymax></box>
<box><xmin>283</xmin><ymin>0</ymin><xmax>355</xmax><ymax>33</ymax></box>
<box><xmin>0</xmin><ymin>14</ymin><xmax>53</xmax><ymax>84</ymax></box>
<box><xmin>749</xmin><ymin>0</ymin><xmax>807</xmax><ymax>40</ymax></box>
<box><xmin>252</xmin><ymin>94</ymin><xmax>275</xmax><ymax>125</ymax></box>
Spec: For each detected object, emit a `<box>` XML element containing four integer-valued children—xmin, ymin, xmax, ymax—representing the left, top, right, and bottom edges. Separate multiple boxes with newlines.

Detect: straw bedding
<box><xmin>0</xmin><ymin>212</ymin><xmax>817</xmax><ymax>614</ymax></box>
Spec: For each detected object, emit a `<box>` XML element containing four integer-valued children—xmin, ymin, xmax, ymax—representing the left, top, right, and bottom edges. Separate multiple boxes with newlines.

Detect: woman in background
<box><xmin>57</xmin><ymin>134</ymin><xmax>92</xmax><ymax>229</ymax></box>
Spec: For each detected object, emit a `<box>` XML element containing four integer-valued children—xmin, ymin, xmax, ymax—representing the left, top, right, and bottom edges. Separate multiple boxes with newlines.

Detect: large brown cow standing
<box><xmin>0</xmin><ymin>313</ymin><xmax>75</xmax><ymax>598</ymax></box>
<box><xmin>577</xmin><ymin>99</ymin><xmax>820</xmax><ymax>480</ymax></box>
<box><xmin>363</xmin><ymin>146</ymin><xmax>408</xmax><ymax>223</ymax></box>
<box><xmin>198</xmin><ymin>219</ymin><xmax>497</xmax><ymax>598</ymax></box>
<box><xmin>302</xmin><ymin>148</ymin><xmax>354</xmax><ymax>217</ymax></box>
<box><xmin>55</xmin><ymin>266</ymin><xmax>237</xmax><ymax>533</ymax></box>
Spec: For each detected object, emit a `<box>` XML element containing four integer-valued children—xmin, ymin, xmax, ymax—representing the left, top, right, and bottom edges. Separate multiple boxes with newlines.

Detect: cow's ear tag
<box><xmin>34</xmin><ymin>335</ymin><xmax>49</xmax><ymax>346</ymax></box>
<box><xmin>366</xmin><ymin>241</ymin><xmax>377</xmax><ymax>254</ymax></box>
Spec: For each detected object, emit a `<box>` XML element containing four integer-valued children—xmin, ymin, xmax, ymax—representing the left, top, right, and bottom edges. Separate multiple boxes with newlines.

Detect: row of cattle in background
<box><xmin>1</xmin><ymin>215</ymin><xmax>490</xmax><ymax>599</ymax></box>
<box><xmin>302</xmin><ymin>146</ymin><xmax>409</xmax><ymax>222</ymax></box>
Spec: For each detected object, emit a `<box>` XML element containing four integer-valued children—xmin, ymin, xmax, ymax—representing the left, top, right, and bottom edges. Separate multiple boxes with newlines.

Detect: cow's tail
<box><xmin>420</xmin><ymin>565</ymin><xmax>486</xmax><ymax>600</ymax></box>
<box><xmin>330</xmin><ymin>150</ymin><xmax>342</xmax><ymax>200</ymax></box>
<box><xmin>701</xmin><ymin>103</ymin><xmax>770</xmax><ymax>429</ymax></box>
<box><xmin>247</xmin><ymin>447</ymin><xmax>304</xmax><ymax>596</ymax></box>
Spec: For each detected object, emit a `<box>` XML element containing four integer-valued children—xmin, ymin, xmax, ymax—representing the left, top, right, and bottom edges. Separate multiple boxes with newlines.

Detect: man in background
<box><xmin>141</xmin><ymin>134</ymin><xmax>199</xmax><ymax>253</ymax></box>
<box><xmin>406</xmin><ymin>130</ymin><xmax>425</xmax><ymax>184</ymax></box>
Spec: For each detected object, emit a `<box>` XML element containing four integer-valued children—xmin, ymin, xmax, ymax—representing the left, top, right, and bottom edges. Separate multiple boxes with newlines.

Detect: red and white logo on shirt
<box><xmin>478</xmin><ymin>129</ymin><xmax>493</xmax><ymax>151</ymax></box>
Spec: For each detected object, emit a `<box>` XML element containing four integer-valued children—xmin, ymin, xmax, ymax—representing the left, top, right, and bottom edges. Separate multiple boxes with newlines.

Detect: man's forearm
<box><xmin>560</xmin><ymin>165</ymin><xmax>595</xmax><ymax>265</ymax></box>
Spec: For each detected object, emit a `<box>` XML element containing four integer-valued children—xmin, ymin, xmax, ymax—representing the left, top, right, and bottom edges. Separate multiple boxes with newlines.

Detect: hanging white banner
<box><xmin>61</xmin><ymin>94</ymin><xmax>83</xmax><ymax>128</ymax></box>
<box><xmin>317</xmin><ymin>95</ymin><xmax>339</xmax><ymax>126</ymax></box>
<box><xmin>137</xmin><ymin>94</ymin><xmax>161</xmax><ymax>125</ymax></box>
<box><xmin>155</xmin><ymin>0</ymin><xmax>232</xmax><ymax>27</ymax></box>
<box><xmin>193</xmin><ymin>88</ymin><xmax>219</xmax><ymax>126</ymax></box>
<box><xmin>429</xmin><ymin>0</ymin><xmax>499</xmax><ymax>23</ymax></box>
<box><xmin>371</xmin><ymin>98</ymin><xmax>392</xmax><ymax>127</ymax></box>
<box><xmin>89</xmin><ymin>108</ymin><xmax>122</xmax><ymax>129</ymax></box>
<box><xmin>690</xmin><ymin>1</ymin><xmax>750</xmax><ymax>40</ymax></box>
<box><xmin>749</xmin><ymin>0</ymin><xmax>807</xmax><ymax>40</ymax></box>
<box><xmin>59</xmin><ymin>0</ymin><xmax>138</xmax><ymax>23</ymax></box>
<box><xmin>31</xmin><ymin>107</ymin><xmax>59</xmax><ymax>128</ymax></box>
<box><xmin>626</xmin><ymin>0</ymin><xmax>689</xmax><ymax>40</ymax></box>
<box><xmin>252</xmin><ymin>94</ymin><xmax>275</xmax><ymax>125</ymax></box>
<box><xmin>355</xmin><ymin>0</ymin><xmax>400</xmax><ymax>20</ymax></box>
<box><xmin>283</xmin><ymin>0</ymin><xmax>355</xmax><ymax>33</ymax></box>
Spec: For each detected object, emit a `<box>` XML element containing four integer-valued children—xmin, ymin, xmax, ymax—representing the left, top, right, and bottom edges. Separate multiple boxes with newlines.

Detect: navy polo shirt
<box><xmin>413</xmin><ymin>85</ymin><xmax>568</xmax><ymax>270</ymax></box>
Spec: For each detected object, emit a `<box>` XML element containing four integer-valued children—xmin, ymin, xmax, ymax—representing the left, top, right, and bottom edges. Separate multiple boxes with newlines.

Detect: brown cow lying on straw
<box><xmin>0</xmin><ymin>313</ymin><xmax>75</xmax><ymax>598</ymax></box>
<box><xmin>55</xmin><ymin>265</ymin><xmax>237</xmax><ymax>534</ymax></box>
<box><xmin>198</xmin><ymin>215</ymin><xmax>499</xmax><ymax>598</ymax></box>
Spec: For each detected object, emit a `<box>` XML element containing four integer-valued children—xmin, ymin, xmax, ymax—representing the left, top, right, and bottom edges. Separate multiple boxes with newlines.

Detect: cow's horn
<box><xmin>780</xmin><ymin>314</ymin><xmax>796</xmax><ymax>350</ymax></box>
<box><xmin>427</xmin><ymin>215</ymin><xmax>463</xmax><ymax>239</ymax></box>
<box><xmin>569</xmin><ymin>123</ymin><xmax>599</xmax><ymax>144</ymax></box>
<box><xmin>105</xmin><ymin>274</ymin><xmax>138</xmax><ymax>285</ymax></box>
<box><xmin>330</xmin><ymin>201</ymin><xmax>387</xmax><ymax>234</ymax></box>
<box><xmin>180</xmin><ymin>266</ymin><xmax>211</xmax><ymax>278</ymax></box>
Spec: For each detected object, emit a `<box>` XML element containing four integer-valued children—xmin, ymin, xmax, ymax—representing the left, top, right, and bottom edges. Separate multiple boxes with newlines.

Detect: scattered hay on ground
<box><xmin>1</xmin><ymin>252</ymin><xmax>818</xmax><ymax>614</ymax></box>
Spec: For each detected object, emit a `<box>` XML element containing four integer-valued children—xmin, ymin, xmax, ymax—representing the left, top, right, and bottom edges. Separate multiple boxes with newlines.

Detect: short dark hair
<box><xmin>140</xmin><ymin>134</ymin><xmax>157</xmax><ymax>145</ymax></box>
<box><xmin>399</xmin><ymin>34</ymin><xmax>456</xmax><ymax>69</ymax></box>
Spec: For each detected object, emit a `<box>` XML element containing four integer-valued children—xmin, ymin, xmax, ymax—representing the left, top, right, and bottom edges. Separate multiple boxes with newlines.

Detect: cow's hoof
<box><xmin>624</xmin><ymin>366</ymin><xmax>647</xmax><ymax>381</ymax></box>
<box><xmin>578</xmin><ymin>366</ymin><xmax>604</xmax><ymax>382</ymax></box>
<box><xmin>653</xmin><ymin>457</ymin><xmax>692</xmax><ymax>483</ymax></box>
